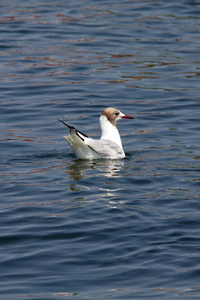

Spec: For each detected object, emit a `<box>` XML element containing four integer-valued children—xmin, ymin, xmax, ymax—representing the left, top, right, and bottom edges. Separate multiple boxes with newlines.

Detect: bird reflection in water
<box><xmin>65</xmin><ymin>159</ymin><xmax>125</xmax><ymax>181</ymax></box>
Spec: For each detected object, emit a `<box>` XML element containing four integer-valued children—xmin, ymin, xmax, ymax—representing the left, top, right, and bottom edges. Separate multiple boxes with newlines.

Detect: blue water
<box><xmin>1</xmin><ymin>1</ymin><xmax>200</xmax><ymax>299</ymax></box>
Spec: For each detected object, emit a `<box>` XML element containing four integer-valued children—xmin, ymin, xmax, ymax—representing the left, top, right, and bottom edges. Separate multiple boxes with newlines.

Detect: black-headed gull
<box><xmin>59</xmin><ymin>107</ymin><xmax>134</xmax><ymax>160</ymax></box>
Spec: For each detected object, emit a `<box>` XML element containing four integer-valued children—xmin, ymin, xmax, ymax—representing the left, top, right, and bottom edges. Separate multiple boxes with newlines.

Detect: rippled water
<box><xmin>1</xmin><ymin>1</ymin><xmax>200</xmax><ymax>299</ymax></box>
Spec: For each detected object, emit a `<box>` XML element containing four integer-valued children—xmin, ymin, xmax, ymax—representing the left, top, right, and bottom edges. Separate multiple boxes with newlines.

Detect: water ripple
<box><xmin>1</xmin><ymin>0</ymin><xmax>200</xmax><ymax>299</ymax></box>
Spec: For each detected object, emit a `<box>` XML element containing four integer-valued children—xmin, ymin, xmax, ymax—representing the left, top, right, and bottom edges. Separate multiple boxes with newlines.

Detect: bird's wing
<box><xmin>86</xmin><ymin>139</ymin><xmax>125</xmax><ymax>158</ymax></box>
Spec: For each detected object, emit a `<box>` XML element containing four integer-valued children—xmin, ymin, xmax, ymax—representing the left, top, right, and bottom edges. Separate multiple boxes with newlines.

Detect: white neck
<box><xmin>100</xmin><ymin>115</ymin><xmax>123</xmax><ymax>149</ymax></box>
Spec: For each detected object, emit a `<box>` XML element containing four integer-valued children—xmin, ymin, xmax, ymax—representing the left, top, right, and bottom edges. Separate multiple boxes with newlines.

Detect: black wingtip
<box><xmin>58</xmin><ymin>119</ymin><xmax>73</xmax><ymax>129</ymax></box>
<box><xmin>58</xmin><ymin>119</ymin><xmax>89</xmax><ymax>139</ymax></box>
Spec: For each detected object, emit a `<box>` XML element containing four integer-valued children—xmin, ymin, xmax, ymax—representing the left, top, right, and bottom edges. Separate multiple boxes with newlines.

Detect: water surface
<box><xmin>1</xmin><ymin>1</ymin><xmax>200</xmax><ymax>299</ymax></box>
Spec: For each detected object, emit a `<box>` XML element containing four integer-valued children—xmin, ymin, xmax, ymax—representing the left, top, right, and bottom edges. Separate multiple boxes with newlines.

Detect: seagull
<box><xmin>58</xmin><ymin>107</ymin><xmax>134</xmax><ymax>160</ymax></box>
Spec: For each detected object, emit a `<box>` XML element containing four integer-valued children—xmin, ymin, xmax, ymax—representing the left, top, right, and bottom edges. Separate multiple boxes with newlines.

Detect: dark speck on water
<box><xmin>1</xmin><ymin>1</ymin><xmax>200</xmax><ymax>299</ymax></box>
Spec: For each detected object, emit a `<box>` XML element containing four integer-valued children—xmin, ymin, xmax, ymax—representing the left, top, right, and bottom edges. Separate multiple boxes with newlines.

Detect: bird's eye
<box><xmin>114</xmin><ymin>111</ymin><xmax>119</xmax><ymax>116</ymax></box>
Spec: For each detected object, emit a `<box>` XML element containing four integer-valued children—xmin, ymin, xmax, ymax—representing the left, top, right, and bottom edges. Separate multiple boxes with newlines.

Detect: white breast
<box><xmin>100</xmin><ymin>114</ymin><xmax>123</xmax><ymax>149</ymax></box>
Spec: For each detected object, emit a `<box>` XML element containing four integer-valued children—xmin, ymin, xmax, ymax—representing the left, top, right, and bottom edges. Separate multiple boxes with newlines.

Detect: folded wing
<box><xmin>86</xmin><ymin>139</ymin><xmax>125</xmax><ymax>159</ymax></box>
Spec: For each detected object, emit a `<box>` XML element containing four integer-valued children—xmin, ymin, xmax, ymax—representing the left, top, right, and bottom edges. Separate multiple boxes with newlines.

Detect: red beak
<box><xmin>122</xmin><ymin>115</ymin><xmax>134</xmax><ymax>119</ymax></box>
